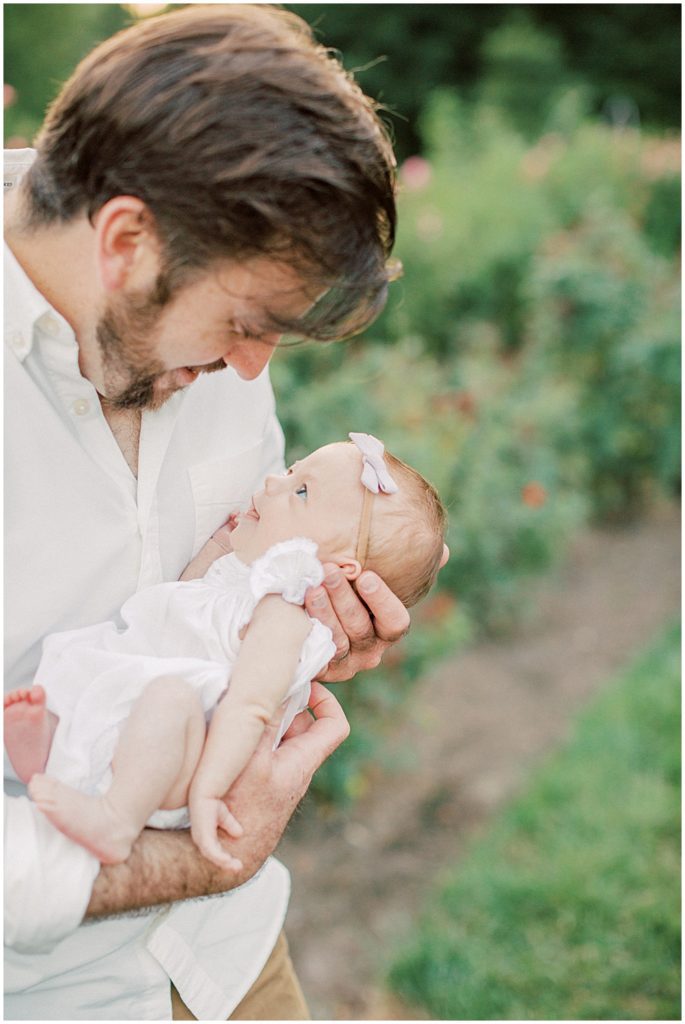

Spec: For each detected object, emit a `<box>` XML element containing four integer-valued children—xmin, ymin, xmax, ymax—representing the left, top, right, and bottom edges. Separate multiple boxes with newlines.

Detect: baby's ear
<box><xmin>337</xmin><ymin>557</ymin><xmax>362</xmax><ymax>581</ymax></box>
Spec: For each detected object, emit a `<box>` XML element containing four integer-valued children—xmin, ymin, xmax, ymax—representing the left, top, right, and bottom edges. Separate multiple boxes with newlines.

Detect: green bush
<box><xmin>528</xmin><ymin>204</ymin><xmax>681</xmax><ymax>518</ymax></box>
<box><xmin>643</xmin><ymin>173</ymin><xmax>682</xmax><ymax>259</ymax></box>
<box><xmin>374</xmin><ymin>91</ymin><xmax>553</xmax><ymax>356</ymax></box>
<box><xmin>476</xmin><ymin>10</ymin><xmax>575</xmax><ymax>141</ymax></box>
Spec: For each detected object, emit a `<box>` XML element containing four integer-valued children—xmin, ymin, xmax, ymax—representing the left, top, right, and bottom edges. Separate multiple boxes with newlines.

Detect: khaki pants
<box><xmin>170</xmin><ymin>931</ymin><xmax>310</xmax><ymax>1020</ymax></box>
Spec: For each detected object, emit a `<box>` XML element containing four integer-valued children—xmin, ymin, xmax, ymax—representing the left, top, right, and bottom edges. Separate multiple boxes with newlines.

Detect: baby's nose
<box><xmin>264</xmin><ymin>473</ymin><xmax>286</xmax><ymax>494</ymax></box>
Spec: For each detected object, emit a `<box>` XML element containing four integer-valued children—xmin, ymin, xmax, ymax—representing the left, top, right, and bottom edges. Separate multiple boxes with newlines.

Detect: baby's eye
<box><xmin>295</xmin><ymin>483</ymin><xmax>308</xmax><ymax>500</ymax></box>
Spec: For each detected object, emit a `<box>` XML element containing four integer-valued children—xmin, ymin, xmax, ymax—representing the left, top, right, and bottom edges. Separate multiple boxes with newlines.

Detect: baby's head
<box><xmin>353</xmin><ymin>444</ymin><xmax>446</xmax><ymax>607</ymax></box>
<box><xmin>231</xmin><ymin>434</ymin><xmax>446</xmax><ymax>608</ymax></box>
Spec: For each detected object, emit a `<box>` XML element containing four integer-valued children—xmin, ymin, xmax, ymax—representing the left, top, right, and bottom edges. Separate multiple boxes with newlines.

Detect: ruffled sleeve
<box><xmin>249</xmin><ymin>538</ymin><xmax>324</xmax><ymax>606</ymax></box>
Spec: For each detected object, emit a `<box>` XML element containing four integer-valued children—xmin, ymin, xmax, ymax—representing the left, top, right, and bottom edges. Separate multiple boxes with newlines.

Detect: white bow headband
<box><xmin>349</xmin><ymin>432</ymin><xmax>399</xmax><ymax>495</ymax></box>
<box><xmin>348</xmin><ymin>432</ymin><xmax>398</xmax><ymax>566</ymax></box>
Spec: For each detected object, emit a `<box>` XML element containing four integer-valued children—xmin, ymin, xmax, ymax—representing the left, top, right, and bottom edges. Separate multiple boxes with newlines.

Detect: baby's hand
<box><xmin>190</xmin><ymin>794</ymin><xmax>244</xmax><ymax>871</ymax></box>
<box><xmin>179</xmin><ymin>516</ymin><xmax>237</xmax><ymax>582</ymax></box>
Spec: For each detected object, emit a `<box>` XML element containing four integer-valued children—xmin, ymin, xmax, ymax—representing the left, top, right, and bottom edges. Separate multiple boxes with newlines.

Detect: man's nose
<box><xmin>223</xmin><ymin>337</ymin><xmax>281</xmax><ymax>380</ymax></box>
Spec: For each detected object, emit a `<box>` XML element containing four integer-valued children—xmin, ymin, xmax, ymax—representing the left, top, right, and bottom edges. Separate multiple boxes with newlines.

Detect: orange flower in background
<box><xmin>521</xmin><ymin>481</ymin><xmax>547</xmax><ymax>508</ymax></box>
<box><xmin>420</xmin><ymin>592</ymin><xmax>458</xmax><ymax>624</ymax></box>
<box><xmin>455</xmin><ymin>391</ymin><xmax>477</xmax><ymax>418</ymax></box>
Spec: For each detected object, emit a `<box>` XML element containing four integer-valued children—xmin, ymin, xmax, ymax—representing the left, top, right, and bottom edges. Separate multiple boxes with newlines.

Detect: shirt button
<box><xmin>7</xmin><ymin>330</ymin><xmax>29</xmax><ymax>357</ymax></box>
<box><xmin>72</xmin><ymin>398</ymin><xmax>90</xmax><ymax>417</ymax></box>
<box><xmin>40</xmin><ymin>313</ymin><xmax>60</xmax><ymax>337</ymax></box>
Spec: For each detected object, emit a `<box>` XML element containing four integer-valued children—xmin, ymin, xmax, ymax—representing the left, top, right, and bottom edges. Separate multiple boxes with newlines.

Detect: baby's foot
<box><xmin>28</xmin><ymin>774</ymin><xmax>139</xmax><ymax>865</ymax></box>
<box><xmin>4</xmin><ymin>686</ymin><xmax>55</xmax><ymax>783</ymax></box>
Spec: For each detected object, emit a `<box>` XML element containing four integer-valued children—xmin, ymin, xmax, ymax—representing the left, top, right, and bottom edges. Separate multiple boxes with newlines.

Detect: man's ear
<box><xmin>337</xmin><ymin>557</ymin><xmax>362</xmax><ymax>581</ymax></box>
<box><xmin>93</xmin><ymin>196</ymin><xmax>161</xmax><ymax>293</ymax></box>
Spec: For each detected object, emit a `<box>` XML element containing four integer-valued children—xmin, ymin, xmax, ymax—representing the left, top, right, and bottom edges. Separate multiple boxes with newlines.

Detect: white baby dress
<box><xmin>40</xmin><ymin>538</ymin><xmax>336</xmax><ymax>828</ymax></box>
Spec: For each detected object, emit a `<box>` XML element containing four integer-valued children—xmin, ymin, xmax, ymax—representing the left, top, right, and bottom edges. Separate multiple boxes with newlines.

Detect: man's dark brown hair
<box><xmin>24</xmin><ymin>3</ymin><xmax>398</xmax><ymax>339</ymax></box>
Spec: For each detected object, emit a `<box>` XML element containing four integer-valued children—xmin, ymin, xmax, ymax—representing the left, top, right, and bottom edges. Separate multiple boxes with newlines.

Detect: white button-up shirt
<box><xmin>4</xmin><ymin>149</ymin><xmax>292</xmax><ymax>1020</ymax></box>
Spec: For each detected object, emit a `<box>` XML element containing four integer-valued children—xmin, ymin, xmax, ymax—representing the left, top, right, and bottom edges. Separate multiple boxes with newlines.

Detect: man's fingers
<box><xmin>307</xmin><ymin>681</ymin><xmax>351</xmax><ymax>757</ymax></box>
<box><xmin>280</xmin><ymin>708</ymin><xmax>313</xmax><ymax>741</ymax></box>
<box><xmin>217</xmin><ymin>803</ymin><xmax>244</xmax><ymax>839</ymax></box>
<box><xmin>304</xmin><ymin>580</ymin><xmax>350</xmax><ymax>660</ymax></box>
<box><xmin>355</xmin><ymin>571</ymin><xmax>410</xmax><ymax>643</ymax></box>
<box><xmin>277</xmin><ymin>682</ymin><xmax>350</xmax><ymax>772</ymax></box>
<box><xmin>321</xmin><ymin>565</ymin><xmax>376</xmax><ymax>650</ymax></box>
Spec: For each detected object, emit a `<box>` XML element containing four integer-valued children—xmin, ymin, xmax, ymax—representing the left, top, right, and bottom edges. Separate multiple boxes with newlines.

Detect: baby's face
<box><xmin>230</xmin><ymin>443</ymin><xmax>363</xmax><ymax>563</ymax></box>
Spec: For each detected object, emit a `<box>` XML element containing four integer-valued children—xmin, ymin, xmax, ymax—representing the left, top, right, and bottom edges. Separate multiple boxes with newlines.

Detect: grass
<box><xmin>388</xmin><ymin>622</ymin><xmax>681</xmax><ymax>1020</ymax></box>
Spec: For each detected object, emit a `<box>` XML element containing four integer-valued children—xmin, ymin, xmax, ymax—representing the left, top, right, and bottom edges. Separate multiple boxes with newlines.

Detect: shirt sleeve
<box><xmin>4</xmin><ymin>792</ymin><xmax>100</xmax><ymax>954</ymax></box>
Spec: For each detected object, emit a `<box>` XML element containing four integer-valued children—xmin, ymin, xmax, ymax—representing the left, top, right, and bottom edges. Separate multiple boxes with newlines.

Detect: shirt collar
<box><xmin>4</xmin><ymin>242</ymin><xmax>58</xmax><ymax>360</ymax></box>
<box><xmin>4</xmin><ymin>150</ymin><xmax>74</xmax><ymax>361</ymax></box>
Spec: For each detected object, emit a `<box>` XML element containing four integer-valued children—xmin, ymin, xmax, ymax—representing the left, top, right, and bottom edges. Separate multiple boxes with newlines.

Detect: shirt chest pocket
<box><xmin>188</xmin><ymin>443</ymin><xmax>266</xmax><ymax>558</ymax></box>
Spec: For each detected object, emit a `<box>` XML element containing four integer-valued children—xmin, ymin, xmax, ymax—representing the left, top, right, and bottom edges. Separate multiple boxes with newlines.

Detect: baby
<box><xmin>4</xmin><ymin>434</ymin><xmax>446</xmax><ymax>871</ymax></box>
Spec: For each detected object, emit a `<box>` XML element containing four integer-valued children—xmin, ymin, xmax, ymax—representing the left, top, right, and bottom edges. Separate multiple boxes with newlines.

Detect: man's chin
<box><xmin>103</xmin><ymin>364</ymin><xmax>220</xmax><ymax>412</ymax></box>
<box><xmin>104</xmin><ymin>378</ymin><xmax>180</xmax><ymax>412</ymax></box>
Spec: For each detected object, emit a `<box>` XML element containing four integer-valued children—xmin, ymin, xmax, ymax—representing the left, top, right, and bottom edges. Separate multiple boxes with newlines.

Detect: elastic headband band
<box><xmin>348</xmin><ymin>432</ymin><xmax>399</xmax><ymax>569</ymax></box>
<box><xmin>355</xmin><ymin>487</ymin><xmax>375</xmax><ymax>567</ymax></box>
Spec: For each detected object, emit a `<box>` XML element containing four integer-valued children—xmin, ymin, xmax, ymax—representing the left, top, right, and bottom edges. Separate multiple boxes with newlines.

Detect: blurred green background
<box><xmin>5</xmin><ymin>4</ymin><xmax>680</xmax><ymax>1019</ymax></box>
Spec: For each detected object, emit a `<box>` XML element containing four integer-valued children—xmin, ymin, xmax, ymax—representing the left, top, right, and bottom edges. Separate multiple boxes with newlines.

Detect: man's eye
<box><xmin>295</xmin><ymin>484</ymin><xmax>308</xmax><ymax>500</ymax></box>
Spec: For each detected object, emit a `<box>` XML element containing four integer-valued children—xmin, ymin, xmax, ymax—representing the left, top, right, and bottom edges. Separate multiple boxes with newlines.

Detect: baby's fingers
<box><xmin>202</xmin><ymin>837</ymin><xmax>243</xmax><ymax>873</ymax></box>
<box><xmin>217</xmin><ymin>802</ymin><xmax>244</xmax><ymax>839</ymax></box>
<box><xmin>191</xmin><ymin>820</ymin><xmax>243</xmax><ymax>872</ymax></box>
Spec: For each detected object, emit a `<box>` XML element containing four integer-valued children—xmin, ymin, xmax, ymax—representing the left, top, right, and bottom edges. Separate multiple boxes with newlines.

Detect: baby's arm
<box><xmin>189</xmin><ymin>594</ymin><xmax>312</xmax><ymax>869</ymax></box>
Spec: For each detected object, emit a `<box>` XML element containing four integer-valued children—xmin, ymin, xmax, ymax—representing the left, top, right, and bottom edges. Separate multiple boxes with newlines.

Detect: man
<box><xmin>4</xmin><ymin>5</ymin><xmax>410</xmax><ymax>1019</ymax></box>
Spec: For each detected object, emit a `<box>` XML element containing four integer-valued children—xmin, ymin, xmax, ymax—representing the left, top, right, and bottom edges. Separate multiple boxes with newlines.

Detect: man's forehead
<box><xmin>216</xmin><ymin>258</ymin><xmax>321</xmax><ymax>311</ymax></box>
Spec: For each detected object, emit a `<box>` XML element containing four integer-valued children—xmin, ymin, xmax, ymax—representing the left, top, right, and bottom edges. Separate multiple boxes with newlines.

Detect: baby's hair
<box><xmin>359</xmin><ymin>449</ymin><xmax>447</xmax><ymax>608</ymax></box>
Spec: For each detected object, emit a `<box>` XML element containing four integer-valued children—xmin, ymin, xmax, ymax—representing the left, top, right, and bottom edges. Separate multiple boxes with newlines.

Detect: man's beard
<box><xmin>96</xmin><ymin>291</ymin><xmax>225</xmax><ymax>412</ymax></box>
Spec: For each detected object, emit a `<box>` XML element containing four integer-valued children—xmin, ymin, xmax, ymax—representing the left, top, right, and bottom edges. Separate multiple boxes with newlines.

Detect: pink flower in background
<box><xmin>400</xmin><ymin>155</ymin><xmax>433</xmax><ymax>191</ymax></box>
<box><xmin>4</xmin><ymin>83</ymin><xmax>17</xmax><ymax>109</ymax></box>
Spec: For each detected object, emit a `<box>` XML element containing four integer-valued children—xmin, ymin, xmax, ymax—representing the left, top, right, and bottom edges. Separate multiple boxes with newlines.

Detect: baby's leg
<box><xmin>4</xmin><ymin>686</ymin><xmax>58</xmax><ymax>783</ymax></box>
<box><xmin>29</xmin><ymin>676</ymin><xmax>206</xmax><ymax>864</ymax></box>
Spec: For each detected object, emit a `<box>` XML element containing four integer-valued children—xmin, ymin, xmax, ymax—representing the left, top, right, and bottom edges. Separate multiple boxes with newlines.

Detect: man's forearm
<box><xmin>86</xmin><ymin>823</ymin><xmax>281</xmax><ymax>919</ymax></box>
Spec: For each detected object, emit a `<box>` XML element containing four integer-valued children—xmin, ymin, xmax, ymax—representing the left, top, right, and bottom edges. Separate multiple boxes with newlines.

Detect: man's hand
<box><xmin>86</xmin><ymin>681</ymin><xmax>348</xmax><ymax>918</ymax></box>
<box><xmin>220</xmin><ymin>681</ymin><xmax>350</xmax><ymax>849</ymax></box>
<box><xmin>304</xmin><ymin>543</ymin><xmax>450</xmax><ymax>683</ymax></box>
<box><xmin>304</xmin><ymin>565</ymin><xmax>410</xmax><ymax>683</ymax></box>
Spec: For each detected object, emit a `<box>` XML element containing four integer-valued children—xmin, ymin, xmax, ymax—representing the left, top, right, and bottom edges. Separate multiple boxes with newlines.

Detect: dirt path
<box><xmin>279</xmin><ymin>504</ymin><xmax>680</xmax><ymax>1020</ymax></box>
